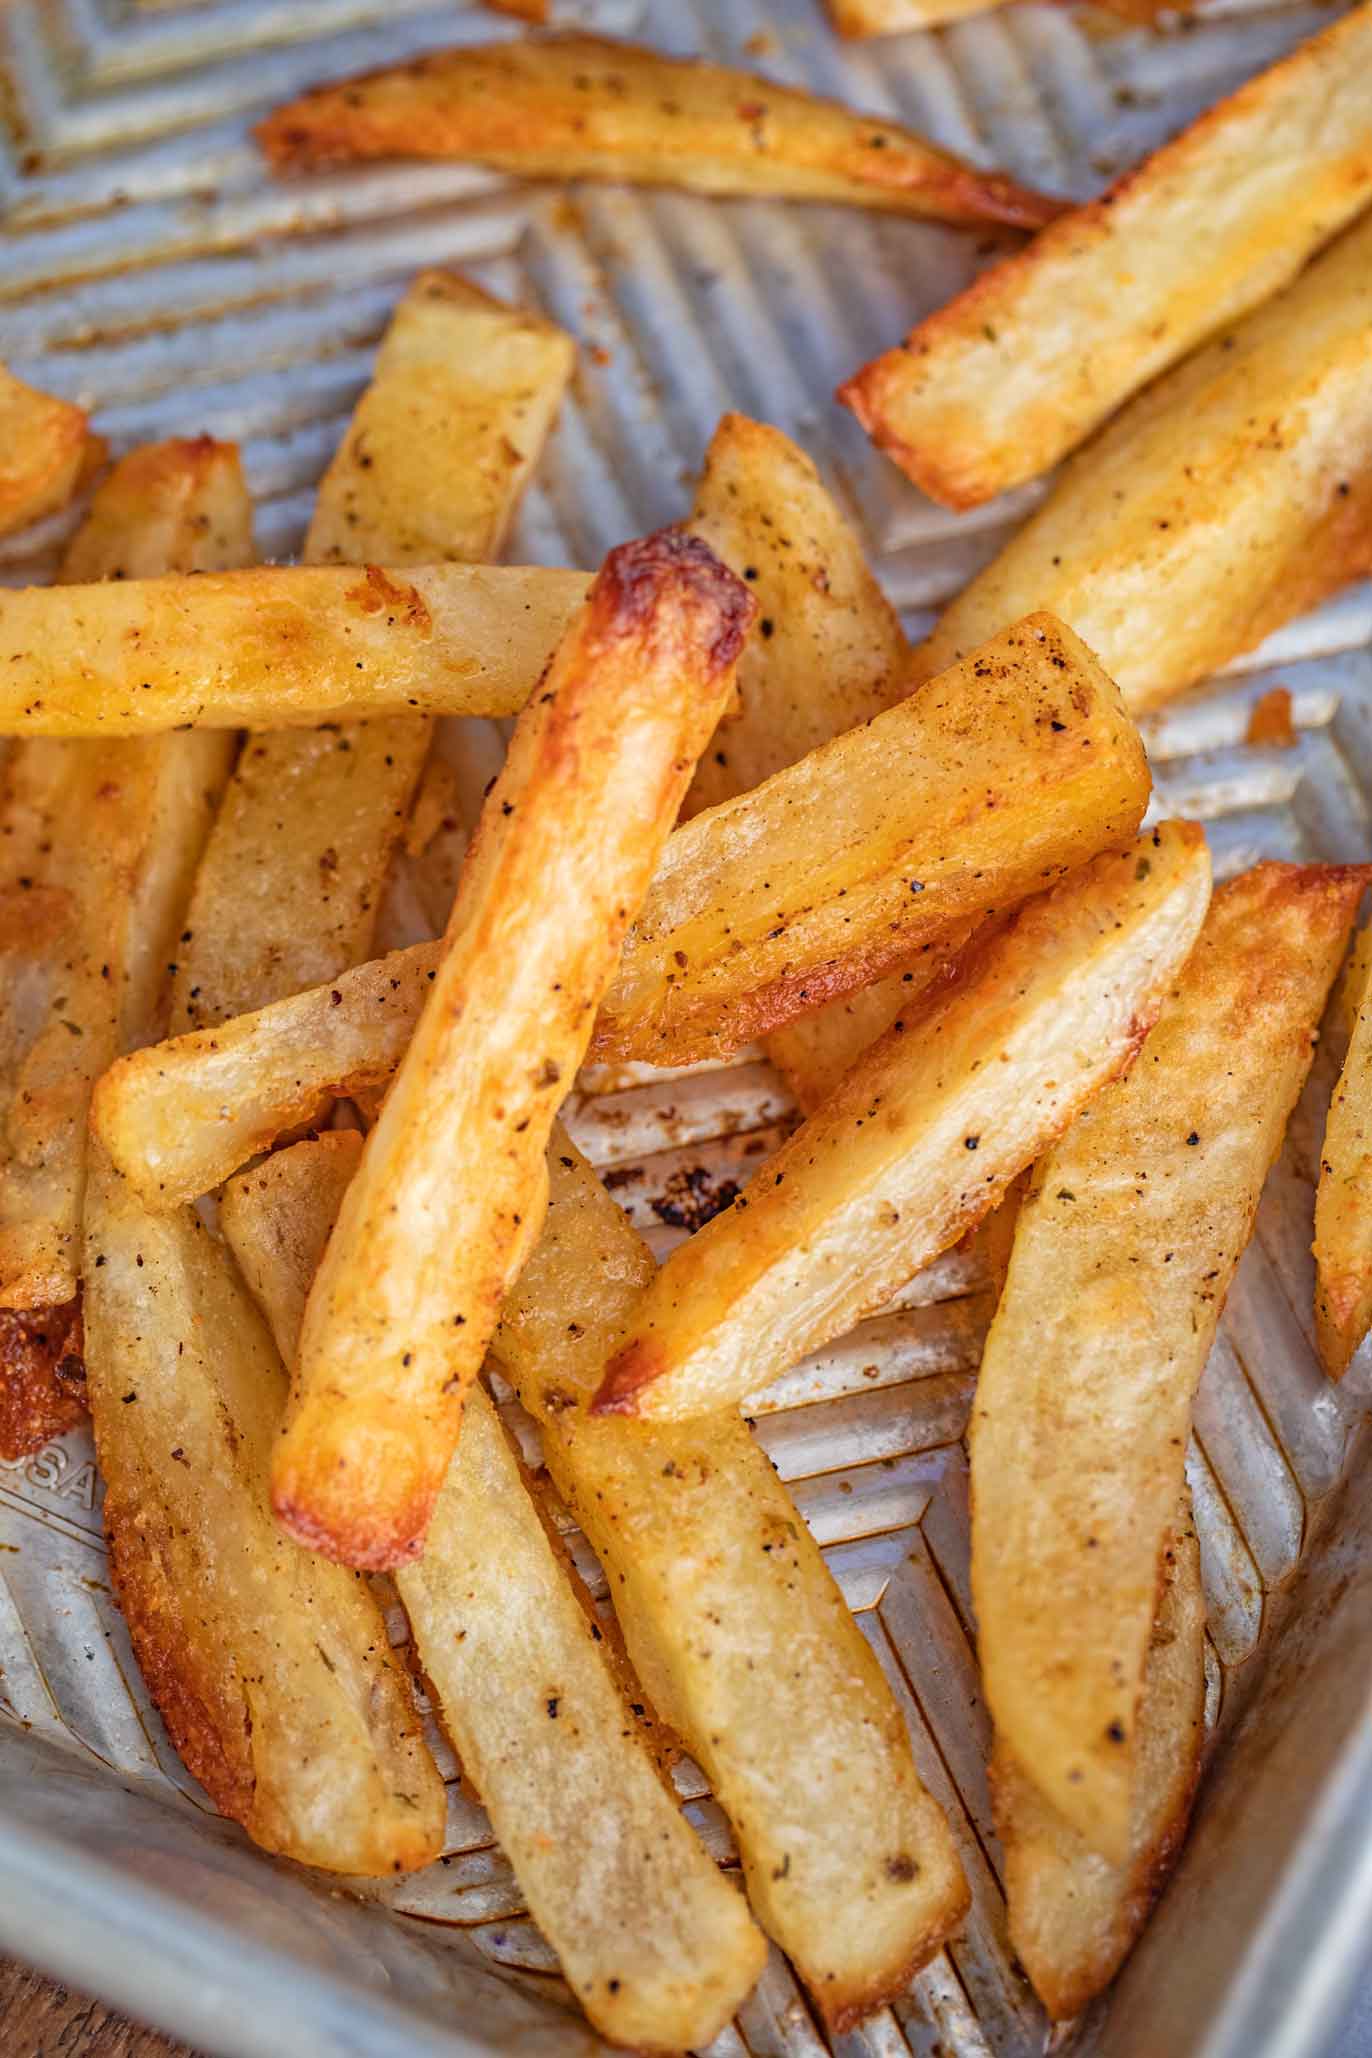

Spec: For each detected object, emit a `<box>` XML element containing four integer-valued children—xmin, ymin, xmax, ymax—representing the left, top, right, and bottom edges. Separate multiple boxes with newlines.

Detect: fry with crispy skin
<box><xmin>272</xmin><ymin>530</ymin><xmax>753</xmax><ymax>1568</ymax></box>
<box><xmin>595</xmin><ymin>823</ymin><xmax>1211</xmax><ymax>1421</ymax></box>
<box><xmin>1315</xmin><ymin>932</ymin><xmax>1372</xmax><ymax>1378</ymax></box>
<box><xmin>994</xmin><ymin>1504</ymin><xmax>1206</xmax><ymax>2021</ymax></box>
<box><xmin>0</xmin><ymin>437</ymin><xmax>251</xmax><ymax>1465</ymax></box>
<box><xmin>257</xmin><ymin>34</ymin><xmax>1059</xmax><ymax>231</ymax></box>
<box><xmin>0</xmin><ymin>561</ymin><xmax>588</xmax><ymax>737</ymax></box>
<box><xmin>172</xmin><ymin>273</ymin><xmax>573</xmax><ymax>1030</ymax></box>
<box><xmin>842</xmin><ymin>3</ymin><xmax>1372</xmax><ymax>508</ymax></box>
<box><xmin>826</xmin><ymin>0</ymin><xmax>999</xmax><ymax>31</ymax></box>
<box><xmin>593</xmin><ymin>614</ymin><xmax>1150</xmax><ymax>1065</ymax></box>
<box><xmin>83</xmin><ymin>1150</ymin><xmax>446</xmax><ymax>1876</ymax></box>
<box><xmin>0</xmin><ymin>365</ymin><xmax>105</xmax><ymax>539</ymax></box>
<box><xmin>221</xmin><ymin>1133</ymin><xmax>767</xmax><ymax>2050</ymax></box>
<box><xmin>907</xmin><ymin>210</ymin><xmax>1372</xmax><ymax>715</ymax></box>
<box><xmin>971</xmin><ymin>863</ymin><xmax>1364</xmax><ymax>1863</ymax></box>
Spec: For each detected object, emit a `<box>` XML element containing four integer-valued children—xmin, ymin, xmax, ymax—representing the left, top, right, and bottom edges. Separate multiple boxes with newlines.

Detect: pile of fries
<box><xmin>3</xmin><ymin>9</ymin><xmax>1372</xmax><ymax>2048</ymax></box>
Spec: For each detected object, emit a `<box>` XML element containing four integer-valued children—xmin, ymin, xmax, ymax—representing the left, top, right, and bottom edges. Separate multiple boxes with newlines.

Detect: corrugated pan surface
<box><xmin>2</xmin><ymin>3</ymin><xmax>1372</xmax><ymax>2056</ymax></box>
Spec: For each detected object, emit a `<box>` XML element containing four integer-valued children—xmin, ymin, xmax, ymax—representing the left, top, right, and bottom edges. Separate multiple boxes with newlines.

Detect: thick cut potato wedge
<box><xmin>258</xmin><ymin>34</ymin><xmax>1059</xmax><ymax>231</ymax></box>
<box><xmin>994</xmin><ymin>1506</ymin><xmax>1206</xmax><ymax>2021</ymax></box>
<box><xmin>0</xmin><ymin>364</ymin><xmax>105</xmax><ymax>539</ymax></box>
<box><xmin>172</xmin><ymin>276</ymin><xmax>574</xmax><ymax>1029</ymax></box>
<box><xmin>1314</xmin><ymin>933</ymin><xmax>1372</xmax><ymax>1378</ymax></box>
<box><xmin>909</xmin><ymin>210</ymin><xmax>1372</xmax><ymax>714</ymax></box>
<box><xmin>827</xmin><ymin>0</ymin><xmax>999</xmax><ymax>31</ymax></box>
<box><xmin>680</xmin><ymin>411</ymin><xmax>970</xmax><ymax>1110</ymax></box>
<box><xmin>0</xmin><ymin>440</ymin><xmax>251</xmax><ymax>1324</ymax></box>
<box><xmin>223</xmin><ymin>1133</ymin><xmax>766</xmax><ymax>2050</ymax></box>
<box><xmin>0</xmin><ymin>561</ymin><xmax>588</xmax><ymax>736</ymax></box>
<box><xmin>274</xmin><ymin>531</ymin><xmax>752</xmax><ymax>1569</ymax></box>
<box><xmin>842</xmin><ymin>3</ymin><xmax>1372</xmax><ymax>508</ymax></box>
<box><xmin>595</xmin><ymin>824</ymin><xmax>1211</xmax><ymax>1421</ymax></box>
<box><xmin>683</xmin><ymin>413</ymin><xmax>910</xmax><ymax>817</ymax></box>
<box><xmin>497</xmin><ymin>1134</ymin><xmax>969</xmax><ymax>2033</ymax></box>
<box><xmin>593</xmin><ymin>614</ymin><xmax>1150</xmax><ymax>1066</ymax></box>
<box><xmin>971</xmin><ymin>863</ymin><xmax>1364</xmax><ymax>1862</ymax></box>
<box><xmin>83</xmin><ymin>1151</ymin><xmax>445</xmax><ymax>1876</ymax></box>
<box><xmin>94</xmin><ymin>941</ymin><xmax>442</xmax><ymax>1210</ymax></box>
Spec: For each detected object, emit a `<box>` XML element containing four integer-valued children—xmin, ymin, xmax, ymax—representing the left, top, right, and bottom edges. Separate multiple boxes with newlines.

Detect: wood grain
<box><xmin>0</xmin><ymin>1958</ymin><xmax>198</xmax><ymax>2056</ymax></box>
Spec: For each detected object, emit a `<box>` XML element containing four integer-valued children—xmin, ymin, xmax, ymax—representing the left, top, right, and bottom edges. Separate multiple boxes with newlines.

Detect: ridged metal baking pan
<box><xmin>2</xmin><ymin>2</ymin><xmax>1371</xmax><ymax>2054</ymax></box>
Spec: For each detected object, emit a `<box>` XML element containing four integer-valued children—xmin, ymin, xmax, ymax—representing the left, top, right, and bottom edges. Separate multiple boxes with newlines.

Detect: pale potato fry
<box><xmin>841</xmin><ymin>3</ymin><xmax>1372</xmax><ymax>508</ymax></box>
<box><xmin>680</xmin><ymin>411</ymin><xmax>974</xmax><ymax>1109</ymax></box>
<box><xmin>273</xmin><ymin>532</ymin><xmax>753</xmax><ymax>1569</ymax></box>
<box><xmin>0</xmin><ymin>440</ymin><xmax>252</xmax><ymax>1321</ymax></box>
<box><xmin>907</xmin><ymin>211</ymin><xmax>1372</xmax><ymax>715</ymax></box>
<box><xmin>994</xmin><ymin>1504</ymin><xmax>1206</xmax><ymax>2022</ymax></box>
<box><xmin>257</xmin><ymin>34</ymin><xmax>1060</xmax><ymax>231</ymax></box>
<box><xmin>593</xmin><ymin>614</ymin><xmax>1150</xmax><ymax>1066</ymax></box>
<box><xmin>971</xmin><ymin>863</ymin><xmax>1364</xmax><ymax>1863</ymax></box>
<box><xmin>83</xmin><ymin>1149</ymin><xmax>446</xmax><ymax>1876</ymax></box>
<box><xmin>93</xmin><ymin>614</ymin><xmax>1146</xmax><ymax>1209</ymax></box>
<box><xmin>595</xmin><ymin>823</ymin><xmax>1211</xmax><ymax>1421</ymax></box>
<box><xmin>222</xmin><ymin>1132</ymin><xmax>766</xmax><ymax>2050</ymax></box>
<box><xmin>93</xmin><ymin>941</ymin><xmax>442</xmax><ymax>1211</ymax></box>
<box><xmin>0</xmin><ymin>561</ymin><xmax>588</xmax><ymax>736</ymax></box>
<box><xmin>683</xmin><ymin>413</ymin><xmax>910</xmax><ymax>818</ymax></box>
<box><xmin>826</xmin><ymin>0</ymin><xmax>1000</xmax><ymax>33</ymax></box>
<box><xmin>173</xmin><ymin>273</ymin><xmax>570</xmax><ymax>1027</ymax></box>
<box><xmin>1314</xmin><ymin>931</ymin><xmax>1372</xmax><ymax>1378</ymax></box>
<box><xmin>0</xmin><ymin>364</ymin><xmax>105</xmax><ymax>539</ymax></box>
<box><xmin>497</xmin><ymin>1134</ymin><xmax>969</xmax><ymax>2033</ymax></box>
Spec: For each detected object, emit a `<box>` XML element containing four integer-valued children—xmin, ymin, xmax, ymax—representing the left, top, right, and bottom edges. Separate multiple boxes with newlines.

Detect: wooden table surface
<box><xmin>0</xmin><ymin>1959</ymin><xmax>196</xmax><ymax>2057</ymax></box>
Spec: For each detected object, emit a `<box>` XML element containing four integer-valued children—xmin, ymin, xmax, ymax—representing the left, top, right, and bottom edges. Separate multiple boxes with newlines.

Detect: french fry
<box><xmin>83</xmin><ymin>1151</ymin><xmax>447</xmax><ymax>1877</ymax></box>
<box><xmin>172</xmin><ymin>273</ymin><xmax>574</xmax><ymax>1029</ymax></box>
<box><xmin>907</xmin><ymin>210</ymin><xmax>1372</xmax><ymax>714</ymax></box>
<box><xmin>0</xmin><ymin>561</ymin><xmax>588</xmax><ymax>737</ymax></box>
<box><xmin>93</xmin><ymin>613</ymin><xmax>1148</xmax><ymax>1207</ymax></box>
<box><xmin>257</xmin><ymin>34</ymin><xmax>1060</xmax><ymax>231</ymax></box>
<box><xmin>970</xmin><ymin>863</ymin><xmax>1364</xmax><ymax>1863</ymax></box>
<box><xmin>0</xmin><ymin>440</ymin><xmax>252</xmax><ymax>1333</ymax></box>
<box><xmin>994</xmin><ymin>1503</ymin><xmax>1206</xmax><ymax>2022</ymax></box>
<box><xmin>680</xmin><ymin>412</ymin><xmax>974</xmax><ymax>1110</ymax></box>
<box><xmin>499</xmin><ymin>1135</ymin><xmax>969</xmax><ymax>2032</ymax></box>
<box><xmin>594</xmin><ymin>823</ymin><xmax>1212</xmax><ymax>1421</ymax></box>
<box><xmin>0</xmin><ymin>1302</ymin><xmax>86</xmax><ymax>1460</ymax></box>
<box><xmin>0</xmin><ymin>364</ymin><xmax>105</xmax><ymax>539</ymax></box>
<box><xmin>841</xmin><ymin>3</ymin><xmax>1372</xmax><ymax>508</ymax></box>
<box><xmin>272</xmin><ymin>531</ymin><xmax>753</xmax><ymax>1569</ymax></box>
<box><xmin>1314</xmin><ymin>932</ymin><xmax>1372</xmax><ymax>1378</ymax></box>
<box><xmin>826</xmin><ymin>0</ymin><xmax>998</xmax><ymax>29</ymax></box>
<box><xmin>222</xmin><ymin>1131</ymin><xmax>768</xmax><ymax>2051</ymax></box>
<box><xmin>683</xmin><ymin>414</ymin><xmax>910</xmax><ymax>817</ymax></box>
<box><xmin>593</xmin><ymin>614</ymin><xmax>1150</xmax><ymax>1065</ymax></box>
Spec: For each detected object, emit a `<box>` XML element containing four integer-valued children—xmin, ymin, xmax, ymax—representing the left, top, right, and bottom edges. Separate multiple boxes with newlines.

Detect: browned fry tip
<box><xmin>0</xmin><ymin>1297</ymin><xmax>86</xmax><ymax>1459</ymax></box>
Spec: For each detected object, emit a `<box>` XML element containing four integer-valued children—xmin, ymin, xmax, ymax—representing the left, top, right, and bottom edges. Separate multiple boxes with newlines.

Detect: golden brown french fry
<box><xmin>172</xmin><ymin>274</ymin><xmax>574</xmax><ymax>1029</ymax></box>
<box><xmin>0</xmin><ymin>1302</ymin><xmax>86</xmax><ymax>1460</ymax></box>
<box><xmin>841</xmin><ymin>4</ymin><xmax>1372</xmax><ymax>509</ymax></box>
<box><xmin>593</xmin><ymin>614</ymin><xmax>1150</xmax><ymax>1065</ymax></box>
<box><xmin>257</xmin><ymin>34</ymin><xmax>1060</xmax><ymax>231</ymax></box>
<box><xmin>93</xmin><ymin>613</ymin><xmax>1147</xmax><ymax>1208</ymax></box>
<box><xmin>0</xmin><ymin>364</ymin><xmax>105</xmax><ymax>538</ymax></box>
<box><xmin>971</xmin><ymin>863</ymin><xmax>1364</xmax><ymax>1863</ymax></box>
<box><xmin>0</xmin><ymin>560</ymin><xmax>588</xmax><ymax>737</ymax></box>
<box><xmin>994</xmin><ymin>1504</ymin><xmax>1206</xmax><ymax>2022</ymax></box>
<box><xmin>595</xmin><ymin>823</ymin><xmax>1211</xmax><ymax>1421</ymax></box>
<box><xmin>498</xmin><ymin>1135</ymin><xmax>969</xmax><ymax>2033</ymax></box>
<box><xmin>680</xmin><ymin>411</ymin><xmax>971</xmax><ymax>1110</ymax></box>
<box><xmin>1314</xmin><ymin>932</ymin><xmax>1372</xmax><ymax>1378</ymax></box>
<box><xmin>272</xmin><ymin>531</ymin><xmax>752</xmax><ymax>1569</ymax></box>
<box><xmin>683</xmin><ymin>413</ymin><xmax>910</xmax><ymax>817</ymax></box>
<box><xmin>93</xmin><ymin>941</ymin><xmax>441</xmax><ymax>1210</ymax></box>
<box><xmin>0</xmin><ymin>440</ymin><xmax>252</xmax><ymax>1321</ymax></box>
<box><xmin>222</xmin><ymin>1132</ymin><xmax>766</xmax><ymax>2049</ymax></box>
<box><xmin>83</xmin><ymin>1150</ymin><xmax>446</xmax><ymax>1877</ymax></box>
<box><xmin>826</xmin><ymin>0</ymin><xmax>999</xmax><ymax>30</ymax></box>
<box><xmin>907</xmin><ymin>210</ymin><xmax>1372</xmax><ymax>714</ymax></box>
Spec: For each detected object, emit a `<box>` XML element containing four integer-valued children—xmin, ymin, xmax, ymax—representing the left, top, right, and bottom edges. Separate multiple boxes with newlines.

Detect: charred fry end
<box><xmin>590</xmin><ymin>525</ymin><xmax>757</xmax><ymax>671</ymax></box>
